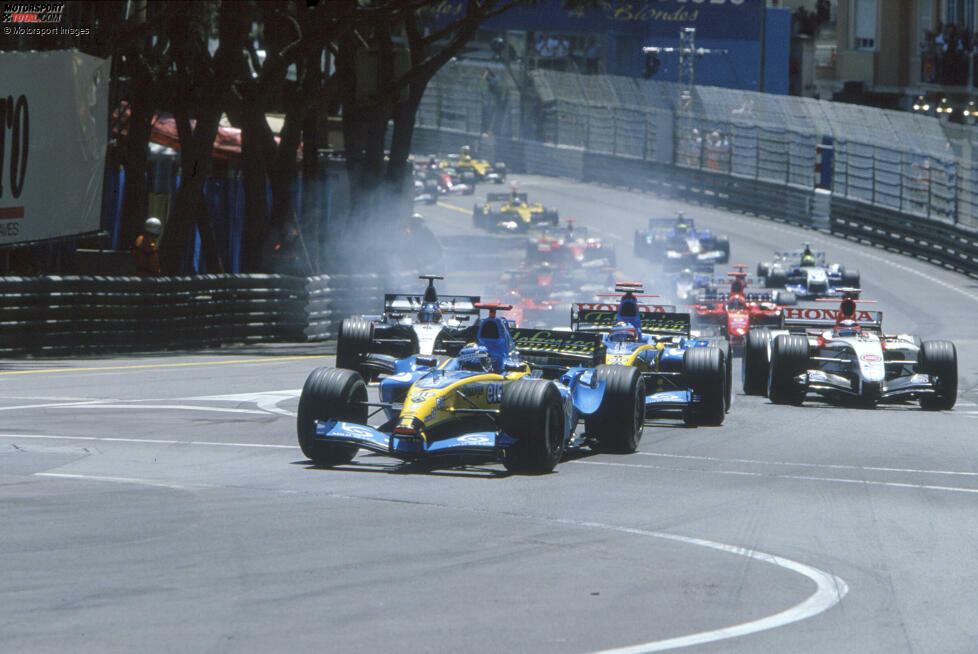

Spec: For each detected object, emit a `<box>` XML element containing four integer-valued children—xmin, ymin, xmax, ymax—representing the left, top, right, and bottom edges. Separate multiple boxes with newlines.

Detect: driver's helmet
<box><xmin>835</xmin><ymin>319</ymin><xmax>861</xmax><ymax>337</ymax></box>
<box><xmin>458</xmin><ymin>343</ymin><xmax>491</xmax><ymax>372</ymax></box>
<box><xmin>679</xmin><ymin>267</ymin><xmax>693</xmax><ymax>279</ymax></box>
<box><xmin>674</xmin><ymin>213</ymin><xmax>689</xmax><ymax>233</ymax></box>
<box><xmin>609</xmin><ymin>321</ymin><xmax>638</xmax><ymax>343</ymax></box>
<box><xmin>417</xmin><ymin>302</ymin><xmax>442</xmax><ymax>323</ymax></box>
<box><xmin>801</xmin><ymin>253</ymin><xmax>816</xmax><ymax>266</ymax></box>
<box><xmin>727</xmin><ymin>297</ymin><xmax>746</xmax><ymax>310</ymax></box>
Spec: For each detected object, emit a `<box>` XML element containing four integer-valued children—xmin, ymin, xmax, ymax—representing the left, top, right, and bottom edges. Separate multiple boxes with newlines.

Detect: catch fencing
<box><xmin>415</xmin><ymin>63</ymin><xmax>978</xmax><ymax>276</ymax></box>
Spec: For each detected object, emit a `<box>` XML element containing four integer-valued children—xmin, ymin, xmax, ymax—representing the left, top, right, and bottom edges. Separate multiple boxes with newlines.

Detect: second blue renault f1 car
<box><xmin>570</xmin><ymin>282</ymin><xmax>730</xmax><ymax>426</ymax></box>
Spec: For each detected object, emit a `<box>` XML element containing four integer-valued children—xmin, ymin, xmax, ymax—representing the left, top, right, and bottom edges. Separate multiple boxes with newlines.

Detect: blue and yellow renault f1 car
<box><xmin>298</xmin><ymin>304</ymin><xmax>647</xmax><ymax>474</ymax></box>
<box><xmin>570</xmin><ymin>282</ymin><xmax>730</xmax><ymax>426</ymax></box>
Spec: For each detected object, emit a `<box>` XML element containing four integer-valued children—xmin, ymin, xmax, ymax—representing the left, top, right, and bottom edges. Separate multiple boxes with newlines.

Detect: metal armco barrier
<box><xmin>0</xmin><ymin>269</ymin><xmax>422</xmax><ymax>357</ymax></box>
<box><xmin>0</xmin><ymin>274</ymin><xmax>304</xmax><ymax>357</ymax></box>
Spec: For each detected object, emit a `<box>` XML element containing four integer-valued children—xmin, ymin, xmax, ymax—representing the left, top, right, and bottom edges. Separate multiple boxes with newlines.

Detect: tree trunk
<box><xmin>159</xmin><ymin>109</ymin><xmax>222</xmax><ymax>274</ymax></box>
<box><xmin>119</xmin><ymin>85</ymin><xmax>154</xmax><ymax>250</ymax></box>
<box><xmin>238</xmin><ymin>105</ymin><xmax>272</xmax><ymax>272</ymax></box>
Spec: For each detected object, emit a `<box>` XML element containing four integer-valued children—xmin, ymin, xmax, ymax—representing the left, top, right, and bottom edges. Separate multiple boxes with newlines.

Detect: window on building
<box><xmin>855</xmin><ymin>0</ymin><xmax>877</xmax><ymax>50</ymax></box>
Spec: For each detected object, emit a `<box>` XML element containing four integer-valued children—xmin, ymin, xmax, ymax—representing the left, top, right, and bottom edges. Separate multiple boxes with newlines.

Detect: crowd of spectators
<box><xmin>532</xmin><ymin>33</ymin><xmax>601</xmax><ymax>75</ymax></box>
<box><xmin>922</xmin><ymin>22</ymin><xmax>974</xmax><ymax>86</ymax></box>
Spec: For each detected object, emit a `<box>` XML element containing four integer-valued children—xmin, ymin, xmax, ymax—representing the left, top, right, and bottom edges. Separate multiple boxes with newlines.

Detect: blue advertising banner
<box><xmin>426</xmin><ymin>0</ymin><xmax>764</xmax><ymax>41</ymax></box>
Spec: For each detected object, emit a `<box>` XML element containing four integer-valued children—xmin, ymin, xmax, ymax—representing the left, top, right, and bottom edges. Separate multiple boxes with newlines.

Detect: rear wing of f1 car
<box><xmin>486</xmin><ymin>192</ymin><xmax>527</xmax><ymax>203</ymax></box>
<box><xmin>510</xmin><ymin>328</ymin><xmax>605</xmax><ymax>368</ymax></box>
<box><xmin>571</xmin><ymin>307</ymin><xmax>690</xmax><ymax>337</ymax></box>
<box><xmin>647</xmin><ymin>218</ymin><xmax>678</xmax><ymax>230</ymax></box>
<box><xmin>780</xmin><ymin>306</ymin><xmax>883</xmax><ymax>332</ymax></box>
<box><xmin>570</xmin><ymin>303</ymin><xmax>677</xmax><ymax>331</ymax></box>
<box><xmin>384</xmin><ymin>294</ymin><xmax>481</xmax><ymax>317</ymax></box>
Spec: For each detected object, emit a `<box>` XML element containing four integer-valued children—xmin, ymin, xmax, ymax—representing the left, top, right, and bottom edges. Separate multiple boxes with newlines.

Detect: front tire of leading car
<box><xmin>296</xmin><ymin>367</ymin><xmax>366</xmax><ymax>466</ymax></box>
<box><xmin>586</xmin><ymin>365</ymin><xmax>645</xmax><ymax>453</ymax></box>
<box><xmin>918</xmin><ymin>340</ymin><xmax>958</xmax><ymax>410</ymax></box>
<box><xmin>500</xmin><ymin>379</ymin><xmax>566</xmax><ymax>474</ymax></box>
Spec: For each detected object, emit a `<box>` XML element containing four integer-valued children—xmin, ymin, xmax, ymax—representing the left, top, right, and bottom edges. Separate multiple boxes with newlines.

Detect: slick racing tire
<box><xmin>757</xmin><ymin>262</ymin><xmax>771</xmax><ymax>280</ymax></box>
<box><xmin>775</xmin><ymin>291</ymin><xmax>797</xmax><ymax>306</ymax></box>
<box><xmin>918</xmin><ymin>340</ymin><xmax>958</xmax><ymax>410</ymax></box>
<box><xmin>682</xmin><ymin>347</ymin><xmax>726</xmax><ymax>426</ymax></box>
<box><xmin>706</xmin><ymin>338</ymin><xmax>733</xmax><ymax>412</ymax></box>
<box><xmin>336</xmin><ymin>318</ymin><xmax>373</xmax><ymax>373</ymax></box>
<box><xmin>768</xmin><ymin>334</ymin><xmax>809</xmax><ymax>405</ymax></box>
<box><xmin>296</xmin><ymin>367</ymin><xmax>366</xmax><ymax>466</ymax></box>
<box><xmin>841</xmin><ymin>268</ymin><xmax>860</xmax><ymax>289</ymax></box>
<box><xmin>586</xmin><ymin>365</ymin><xmax>646</xmax><ymax>453</ymax></box>
<box><xmin>500</xmin><ymin>379</ymin><xmax>566</xmax><ymax>474</ymax></box>
<box><xmin>544</xmin><ymin>210</ymin><xmax>559</xmax><ymax>226</ymax></box>
<box><xmin>715</xmin><ymin>235</ymin><xmax>730</xmax><ymax>263</ymax></box>
<box><xmin>766</xmin><ymin>269</ymin><xmax>787</xmax><ymax>289</ymax></box>
<box><xmin>742</xmin><ymin>327</ymin><xmax>773</xmax><ymax>396</ymax></box>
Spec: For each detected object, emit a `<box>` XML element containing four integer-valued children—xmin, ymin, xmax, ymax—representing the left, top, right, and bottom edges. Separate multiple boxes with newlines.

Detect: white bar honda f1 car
<box><xmin>742</xmin><ymin>294</ymin><xmax>957</xmax><ymax>409</ymax></box>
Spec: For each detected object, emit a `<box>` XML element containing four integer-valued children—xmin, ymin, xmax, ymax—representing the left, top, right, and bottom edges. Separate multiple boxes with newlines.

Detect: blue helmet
<box><xmin>609</xmin><ymin>321</ymin><xmax>638</xmax><ymax>343</ymax></box>
<box><xmin>417</xmin><ymin>303</ymin><xmax>442</xmax><ymax>323</ymax></box>
<box><xmin>458</xmin><ymin>343</ymin><xmax>492</xmax><ymax>372</ymax></box>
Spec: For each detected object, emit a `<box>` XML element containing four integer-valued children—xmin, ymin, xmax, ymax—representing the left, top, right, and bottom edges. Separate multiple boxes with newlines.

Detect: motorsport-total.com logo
<box><xmin>1</xmin><ymin>2</ymin><xmax>64</xmax><ymax>23</ymax></box>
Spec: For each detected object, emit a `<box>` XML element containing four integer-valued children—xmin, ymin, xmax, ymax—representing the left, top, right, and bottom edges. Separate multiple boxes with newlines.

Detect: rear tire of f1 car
<box><xmin>500</xmin><ymin>379</ymin><xmax>566</xmax><ymax>474</ymax></box>
<box><xmin>715</xmin><ymin>235</ymin><xmax>730</xmax><ymax>263</ymax></box>
<box><xmin>768</xmin><ymin>334</ymin><xmax>809</xmax><ymax>405</ymax></box>
<box><xmin>683</xmin><ymin>347</ymin><xmax>726</xmax><ymax>426</ymax></box>
<box><xmin>766</xmin><ymin>269</ymin><xmax>787</xmax><ymax>289</ymax></box>
<box><xmin>743</xmin><ymin>327</ymin><xmax>773</xmax><ymax>396</ymax></box>
<box><xmin>336</xmin><ymin>318</ymin><xmax>373</xmax><ymax>373</ymax></box>
<box><xmin>775</xmin><ymin>291</ymin><xmax>797</xmax><ymax>306</ymax></box>
<box><xmin>757</xmin><ymin>262</ymin><xmax>771</xmax><ymax>280</ymax></box>
<box><xmin>586</xmin><ymin>365</ymin><xmax>646</xmax><ymax>453</ymax></box>
<box><xmin>841</xmin><ymin>268</ymin><xmax>860</xmax><ymax>289</ymax></box>
<box><xmin>715</xmin><ymin>340</ymin><xmax>733</xmax><ymax>412</ymax></box>
<box><xmin>297</xmin><ymin>367</ymin><xmax>366</xmax><ymax>466</ymax></box>
<box><xmin>918</xmin><ymin>340</ymin><xmax>958</xmax><ymax>410</ymax></box>
<box><xmin>544</xmin><ymin>210</ymin><xmax>559</xmax><ymax>226</ymax></box>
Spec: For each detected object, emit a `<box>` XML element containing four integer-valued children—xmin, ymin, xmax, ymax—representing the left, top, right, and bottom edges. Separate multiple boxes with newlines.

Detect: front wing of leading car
<box><xmin>314</xmin><ymin>420</ymin><xmax>518</xmax><ymax>461</ymax></box>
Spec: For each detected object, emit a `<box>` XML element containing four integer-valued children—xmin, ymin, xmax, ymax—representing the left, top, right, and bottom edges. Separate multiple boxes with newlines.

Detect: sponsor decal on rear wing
<box><xmin>571</xmin><ymin>304</ymin><xmax>676</xmax><ymax>329</ymax></box>
<box><xmin>510</xmin><ymin>328</ymin><xmax>604</xmax><ymax>363</ymax></box>
<box><xmin>486</xmin><ymin>192</ymin><xmax>526</xmax><ymax>203</ymax></box>
<box><xmin>571</xmin><ymin>308</ymin><xmax>690</xmax><ymax>336</ymax></box>
<box><xmin>385</xmin><ymin>294</ymin><xmax>482</xmax><ymax>315</ymax></box>
<box><xmin>647</xmin><ymin>218</ymin><xmax>677</xmax><ymax>228</ymax></box>
<box><xmin>781</xmin><ymin>307</ymin><xmax>883</xmax><ymax>330</ymax></box>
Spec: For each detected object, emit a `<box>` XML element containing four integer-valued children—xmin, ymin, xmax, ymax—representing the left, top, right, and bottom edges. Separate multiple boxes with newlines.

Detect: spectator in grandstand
<box><xmin>585</xmin><ymin>36</ymin><xmax>600</xmax><ymax>74</ymax></box>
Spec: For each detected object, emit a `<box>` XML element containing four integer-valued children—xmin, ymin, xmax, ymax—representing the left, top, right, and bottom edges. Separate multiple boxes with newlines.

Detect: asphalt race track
<box><xmin>2</xmin><ymin>175</ymin><xmax>977</xmax><ymax>653</ymax></box>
